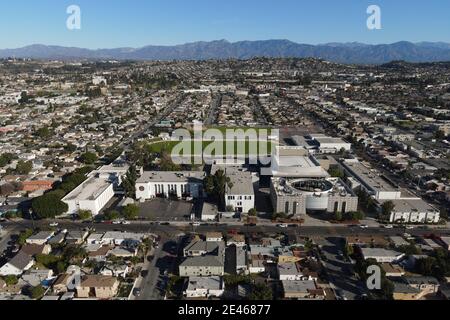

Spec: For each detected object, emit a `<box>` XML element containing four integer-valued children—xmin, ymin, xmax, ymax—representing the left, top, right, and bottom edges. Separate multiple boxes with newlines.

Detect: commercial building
<box><xmin>341</xmin><ymin>159</ymin><xmax>402</xmax><ymax>200</ymax></box>
<box><xmin>224</xmin><ymin>170</ymin><xmax>255</xmax><ymax>213</ymax></box>
<box><xmin>385</xmin><ymin>199</ymin><xmax>440</xmax><ymax>224</ymax></box>
<box><xmin>360</xmin><ymin>248</ymin><xmax>405</xmax><ymax>263</ymax></box>
<box><xmin>62</xmin><ymin>161</ymin><xmax>129</xmax><ymax>216</ymax></box>
<box><xmin>210</xmin><ymin>164</ymin><xmax>255</xmax><ymax>213</ymax></box>
<box><xmin>136</xmin><ymin>171</ymin><xmax>205</xmax><ymax>201</ymax></box>
<box><xmin>270</xmin><ymin>177</ymin><xmax>358</xmax><ymax>217</ymax></box>
<box><xmin>270</xmin><ymin>146</ymin><xmax>329</xmax><ymax>178</ymax></box>
<box><xmin>62</xmin><ymin>176</ymin><xmax>115</xmax><ymax>216</ymax></box>
<box><xmin>292</xmin><ymin>134</ymin><xmax>351</xmax><ymax>154</ymax></box>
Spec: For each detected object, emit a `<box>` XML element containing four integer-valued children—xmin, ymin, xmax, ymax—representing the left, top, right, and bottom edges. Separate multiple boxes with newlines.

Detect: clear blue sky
<box><xmin>0</xmin><ymin>0</ymin><xmax>449</xmax><ymax>49</ymax></box>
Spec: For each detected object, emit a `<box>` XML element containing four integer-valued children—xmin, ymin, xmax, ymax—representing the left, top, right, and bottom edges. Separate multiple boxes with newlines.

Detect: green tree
<box><xmin>248</xmin><ymin>208</ymin><xmax>257</xmax><ymax>216</ymax></box>
<box><xmin>15</xmin><ymin>160</ymin><xmax>33</xmax><ymax>174</ymax></box>
<box><xmin>64</xmin><ymin>143</ymin><xmax>77</xmax><ymax>153</ymax></box>
<box><xmin>398</xmin><ymin>244</ymin><xmax>422</xmax><ymax>256</ymax></box>
<box><xmin>78</xmin><ymin>210</ymin><xmax>92</xmax><ymax>220</ymax></box>
<box><xmin>204</xmin><ymin>170</ymin><xmax>233</xmax><ymax>211</ymax></box>
<box><xmin>416</xmin><ymin>257</ymin><xmax>436</xmax><ymax>276</ymax></box>
<box><xmin>79</xmin><ymin>152</ymin><xmax>98</xmax><ymax>165</ymax></box>
<box><xmin>122</xmin><ymin>165</ymin><xmax>138</xmax><ymax>199</ymax></box>
<box><xmin>122</xmin><ymin>204</ymin><xmax>139</xmax><ymax>220</ymax></box>
<box><xmin>0</xmin><ymin>153</ymin><xmax>15</xmax><ymax>167</ymax></box>
<box><xmin>32</xmin><ymin>193</ymin><xmax>68</xmax><ymax>218</ymax></box>
<box><xmin>3</xmin><ymin>275</ymin><xmax>18</xmax><ymax>285</ymax></box>
<box><xmin>249</xmin><ymin>283</ymin><xmax>273</xmax><ymax>300</ymax></box>
<box><xmin>381</xmin><ymin>201</ymin><xmax>395</xmax><ymax>220</ymax></box>
<box><xmin>35</xmin><ymin>127</ymin><xmax>52</xmax><ymax>139</ymax></box>
<box><xmin>18</xmin><ymin>229</ymin><xmax>34</xmax><ymax>245</ymax></box>
<box><xmin>329</xmin><ymin>166</ymin><xmax>345</xmax><ymax>179</ymax></box>
<box><xmin>30</xmin><ymin>285</ymin><xmax>45</xmax><ymax>299</ymax></box>
<box><xmin>104</xmin><ymin>210</ymin><xmax>120</xmax><ymax>221</ymax></box>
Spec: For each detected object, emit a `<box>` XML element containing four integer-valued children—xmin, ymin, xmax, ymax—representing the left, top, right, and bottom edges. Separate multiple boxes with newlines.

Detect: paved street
<box><xmin>2</xmin><ymin>219</ymin><xmax>450</xmax><ymax>240</ymax></box>
<box><xmin>205</xmin><ymin>94</ymin><xmax>221</xmax><ymax>125</ymax></box>
<box><xmin>2</xmin><ymin>218</ymin><xmax>450</xmax><ymax>301</ymax></box>
<box><xmin>136</xmin><ymin>236</ymin><xmax>167</xmax><ymax>300</ymax></box>
<box><xmin>319</xmin><ymin>237</ymin><xmax>366</xmax><ymax>300</ymax></box>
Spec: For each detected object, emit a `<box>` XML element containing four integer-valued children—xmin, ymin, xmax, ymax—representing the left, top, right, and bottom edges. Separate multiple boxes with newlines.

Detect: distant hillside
<box><xmin>1</xmin><ymin>40</ymin><xmax>450</xmax><ymax>64</ymax></box>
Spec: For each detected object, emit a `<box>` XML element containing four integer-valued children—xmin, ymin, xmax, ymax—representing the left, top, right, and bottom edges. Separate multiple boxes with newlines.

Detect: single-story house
<box><xmin>0</xmin><ymin>251</ymin><xmax>34</xmax><ymax>276</ymax></box>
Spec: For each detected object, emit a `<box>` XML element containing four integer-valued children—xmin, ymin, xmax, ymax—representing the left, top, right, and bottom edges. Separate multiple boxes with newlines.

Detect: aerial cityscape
<box><xmin>0</xmin><ymin>0</ymin><xmax>450</xmax><ymax>307</ymax></box>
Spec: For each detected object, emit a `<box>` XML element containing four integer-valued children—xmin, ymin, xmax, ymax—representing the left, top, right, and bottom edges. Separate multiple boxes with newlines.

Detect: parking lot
<box><xmin>138</xmin><ymin>198</ymin><xmax>193</xmax><ymax>221</ymax></box>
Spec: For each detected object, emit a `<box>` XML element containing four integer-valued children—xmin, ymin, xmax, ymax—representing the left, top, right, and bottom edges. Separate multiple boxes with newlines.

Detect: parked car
<box><xmin>278</xmin><ymin>224</ymin><xmax>288</xmax><ymax>228</ymax></box>
<box><xmin>133</xmin><ymin>288</ymin><xmax>141</xmax><ymax>296</ymax></box>
<box><xmin>359</xmin><ymin>224</ymin><xmax>369</xmax><ymax>229</ymax></box>
<box><xmin>49</xmin><ymin>222</ymin><xmax>59</xmax><ymax>227</ymax></box>
<box><xmin>121</xmin><ymin>221</ymin><xmax>131</xmax><ymax>225</ymax></box>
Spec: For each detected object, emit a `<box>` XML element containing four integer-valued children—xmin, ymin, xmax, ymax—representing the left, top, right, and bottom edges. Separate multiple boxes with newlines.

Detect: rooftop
<box><xmin>226</xmin><ymin>171</ymin><xmax>254</xmax><ymax>196</ymax></box>
<box><xmin>342</xmin><ymin>160</ymin><xmax>398</xmax><ymax>192</ymax></box>
<box><xmin>62</xmin><ymin>176</ymin><xmax>112</xmax><ymax>201</ymax></box>
<box><xmin>137</xmin><ymin>171</ymin><xmax>205</xmax><ymax>183</ymax></box>
<box><xmin>186</xmin><ymin>276</ymin><xmax>223</xmax><ymax>291</ymax></box>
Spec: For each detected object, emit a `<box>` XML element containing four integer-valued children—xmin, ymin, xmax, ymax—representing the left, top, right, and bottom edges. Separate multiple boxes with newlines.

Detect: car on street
<box><xmin>405</xmin><ymin>225</ymin><xmax>415</xmax><ymax>230</ymax></box>
<box><xmin>335</xmin><ymin>289</ymin><xmax>348</xmax><ymax>300</ymax></box>
<box><xmin>112</xmin><ymin>220</ymin><xmax>122</xmax><ymax>225</ymax></box>
<box><xmin>278</xmin><ymin>224</ymin><xmax>288</xmax><ymax>228</ymax></box>
<box><xmin>49</xmin><ymin>222</ymin><xmax>59</xmax><ymax>227</ymax></box>
<box><xmin>133</xmin><ymin>288</ymin><xmax>141</xmax><ymax>296</ymax></box>
<box><xmin>191</xmin><ymin>222</ymin><xmax>200</xmax><ymax>227</ymax></box>
<box><xmin>359</xmin><ymin>224</ymin><xmax>369</xmax><ymax>229</ymax></box>
<box><xmin>121</xmin><ymin>221</ymin><xmax>131</xmax><ymax>225</ymax></box>
<box><xmin>383</xmin><ymin>225</ymin><xmax>394</xmax><ymax>229</ymax></box>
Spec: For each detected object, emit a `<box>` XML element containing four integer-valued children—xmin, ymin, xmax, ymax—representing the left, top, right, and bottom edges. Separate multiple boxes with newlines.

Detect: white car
<box><xmin>359</xmin><ymin>224</ymin><xmax>369</xmax><ymax>229</ymax></box>
<box><xmin>112</xmin><ymin>220</ymin><xmax>122</xmax><ymax>225</ymax></box>
<box><xmin>121</xmin><ymin>221</ymin><xmax>131</xmax><ymax>225</ymax></box>
<box><xmin>383</xmin><ymin>225</ymin><xmax>394</xmax><ymax>229</ymax></box>
<box><xmin>49</xmin><ymin>222</ymin><xmax>59</xmax><ymax>227</ymax></box>
<box><xmin>405</xmin><ymin>225</ymin><xmax>415</xmax><ymax>230</ymax></box>
<box><xmin>278</xmin><ymin>224</ymin><xmax>288</xmax><ymax>228</ymax></box>
<box><xmin>191</xmin><ymin>222</ymin><xmax>201</xmax><ymax>227</ymax></box>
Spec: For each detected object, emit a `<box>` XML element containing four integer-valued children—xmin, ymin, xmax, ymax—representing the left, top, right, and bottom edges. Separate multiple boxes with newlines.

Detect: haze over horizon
<box><xmin>0</xmin><ymin>0</ymin><xmax>449</xmax><ymax>50</ymax></box>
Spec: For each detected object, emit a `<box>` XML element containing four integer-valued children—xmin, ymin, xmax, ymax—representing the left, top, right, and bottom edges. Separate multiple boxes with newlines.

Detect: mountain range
<box><xmin>1</xmin><ymin>40</ymin><xmax>450</xmax><ymax>64</ymax></box>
